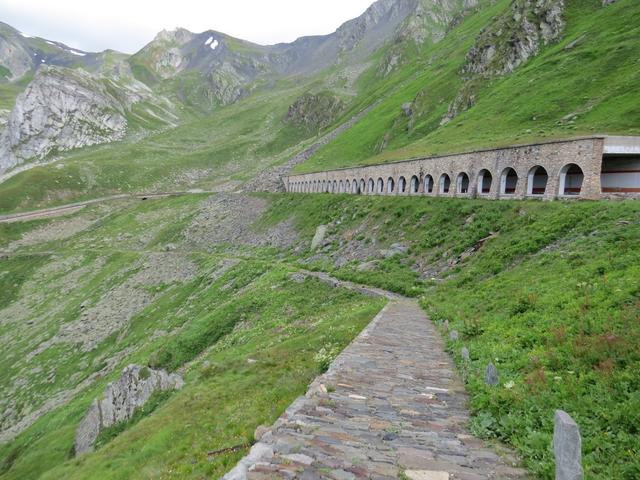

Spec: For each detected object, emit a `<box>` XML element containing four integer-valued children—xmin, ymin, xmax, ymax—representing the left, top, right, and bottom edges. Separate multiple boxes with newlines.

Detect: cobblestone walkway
<box><xmin>223</xmin><ymin>299</ymin><xmax>528</xmax><ymax>480</ymax></box>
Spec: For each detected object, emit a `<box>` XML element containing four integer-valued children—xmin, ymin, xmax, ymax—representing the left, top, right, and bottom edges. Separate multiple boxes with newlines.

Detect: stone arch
<box><xmin>424</xmin><ymin>174</ymin><xmax>434</xmax><ymax>194</ymax></box>
<box><xmin>377</xmin><ymin>178</ymin><xmax>384</xmax><ymax>193</ymax></box>
<box><xmin>387</xmin><ymin>177</ymin><xmax>395</xmax><ymax>194</ymax></box>
<box><xmin>478</xmin><ymin>169</ymin><xmax>492</xmax><ymax>195</ymax></box>
<box><xmin>321</xmin><ymin>180</ymin><xmax>326</xmax><ymax>192</ymax></box>
<box><xmin>439</xmin><ymin>174</ymin><xmax>451</xmax><ymax>194</ymax></box>
<box><xmin>345</xmin><ymin>180</ymin><xmax>351</xmax><ymax>193</ymax></box>
<box><xmin>332</xmin><ymin>180</ymin><xmax>338</xmax><ymax>193</ymax></box>
<box><xmin>457</xmin><ymin>172</ymin><xmax>470</xmax><ymax>194</ymax></box>
<box><xmin>368</xmin><ymin>178</ymin><xmax>375</xmax><ymax>193</ymax></box>
<box><xmin>527</xmin><ymin>166</ymin><xmax>549</xmax><ymax>196</ymax></box>
<box><xmin>359</xmin><ymin>179</ymin><xmax>366</xmax><ymax>194</ymax></box>
<box><xmin>352</xmin><ymin>179</ymin><xmax>358</xmax><ymax>194</ymax></box>
<box><xmin>398</xmin><ymin>176</ymin><xmax>407</xmax><ymax>194</ymax></box>
<box><xmin>500</xmin><ymin>168</ymin><xmax>518</xmax><ymax>195</ymax></box>
<box><xmin>559</xmin><ymin>164</ymin><xmax>584</xmax><ymax>196</ymax></box>
<box><xmin>339</xmin><ymin>180</ymin><xmax>344</xmax><ymax>193</ymax></box>
<box><xmin>410</xmin><ymin>175</ymin><xmax>420</xmax><ymax>194</ymax></box>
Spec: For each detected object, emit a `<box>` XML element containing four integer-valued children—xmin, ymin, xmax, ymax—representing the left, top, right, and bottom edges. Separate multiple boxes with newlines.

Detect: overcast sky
<box><xmin>0</xmin><ymin>0</ymin><xmax>376</xmax><ymax>53</ymax></box>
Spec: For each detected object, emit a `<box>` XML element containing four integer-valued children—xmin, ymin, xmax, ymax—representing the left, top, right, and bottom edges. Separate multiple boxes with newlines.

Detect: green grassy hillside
<box><xmin>0</xmin><ymin>195</ymin><xmax>384</xmax><ymax>479</ymax></box>
<box><xmin>1</xmin><ymin>192</ymin><xmax>638</xmax><ymax>479</ymax></box>
<box><xmin>297</xmin><ymin>0</ymin><xmax>640</xmax><ymax>173</ymax></box>
<box><xmin>258</xmin><ymin>194</ymin><xmax>640</xmax><ymax>479</ymax></box>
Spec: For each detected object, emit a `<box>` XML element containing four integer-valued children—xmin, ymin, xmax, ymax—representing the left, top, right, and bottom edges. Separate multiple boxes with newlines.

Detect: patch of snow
<box><xmin>68</xmin><ymin>50</ymin><xmax>86</xmax><ymax>56</ymax></box>
<box><xmin>20</xmin><ymin>32</ymin><xmax>33</xmax><ymax>38</ymax></box>
<box><xmin>46</xmin><ymin>40</ymin><xmax>56</xmax><ymax>46</ymax></box>
<box><xmin>210</xmin><ymin>40</ymin><xmax>219</xmax><ymax>51</ymax></box>
<box><xmin>205</xmin><ymin>36</ymin><xmax>213</xmax><ymax>46</ymax></box>
<box><xmin>41</xmin><ymin>59</ymin><xmax>45</xmax><ymax>63</ymax></box>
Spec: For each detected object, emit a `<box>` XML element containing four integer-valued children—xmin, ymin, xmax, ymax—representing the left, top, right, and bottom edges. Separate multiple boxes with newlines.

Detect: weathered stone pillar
<box><xmin>513</xmin><ymin>169</ymin><xmax>527</xmax><ymax>199</ymax></box>
<box><xmin>554</xmin><ymin>410</ymin><xmax>583</xmax><ymax>480</ymax></box>
<box><xmin>581</xmin><ymin>138</ymin><xmax>604</xmax><ymax>200</ymax></box>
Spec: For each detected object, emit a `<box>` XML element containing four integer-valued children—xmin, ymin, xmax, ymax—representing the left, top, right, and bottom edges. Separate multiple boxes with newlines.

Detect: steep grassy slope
<box><xmin>297</xmin><ymin>0</ymin><xmax>640</xmax><ymax>172</ymax></box>
<box><xmin>0</xmin><ymin>195</ymin><xmax>384</xmax><ymax>479</ymax></box>
<box><xmin>1</xmin><ymin>192</ymin><xmax>638</xmax><ymax>479</ymax></box>
<box><xmin>260</xmin><ymin>194</ymin><xmax>640</xmax><ymax>479</ymax></box>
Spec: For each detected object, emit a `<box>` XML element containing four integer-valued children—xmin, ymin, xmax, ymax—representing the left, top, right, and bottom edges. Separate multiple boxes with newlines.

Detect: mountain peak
<box><xmin>153</xmin><ymin>28</ymin><xmax>195</xmax><ymax>45</ymax></box>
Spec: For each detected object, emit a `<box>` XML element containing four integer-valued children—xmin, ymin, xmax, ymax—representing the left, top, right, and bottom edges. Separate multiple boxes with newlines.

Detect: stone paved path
<box><xmin>223</xmin><ymin>299</ymin><xmax>528</xmax><ymax>480</ymax></box>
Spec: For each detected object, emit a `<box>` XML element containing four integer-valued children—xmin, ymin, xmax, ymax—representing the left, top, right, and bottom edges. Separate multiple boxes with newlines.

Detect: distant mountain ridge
<box><xmin>0</xmin><ymin>0</ymin><xmax>479</xmax><ymax>174</ymax></box>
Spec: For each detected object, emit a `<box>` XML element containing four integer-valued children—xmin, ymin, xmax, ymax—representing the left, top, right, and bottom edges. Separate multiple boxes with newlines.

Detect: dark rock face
<box><xmin>463</xmin><ymin>0</ymin><xmax>565</xmax><ymax>78</ymax></box>
<box><xmin>74</xmin><ymin>365</ymin><xmax>184</xmax><ymax>455</ymax></box>
<box><xmin>442</xmin><ymin>0</ymin><xmax>565</xmax><ymax>124</ymax></box>
<box><xmin>286</xmin><ymin>93</ymin><xmax>345</xmax><ymax>131</ymax></box>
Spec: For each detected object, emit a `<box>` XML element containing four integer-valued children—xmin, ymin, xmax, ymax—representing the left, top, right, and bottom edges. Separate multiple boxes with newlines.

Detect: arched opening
<box><xmin>457</xmin><ymin>172</ymin><xmax>470</xmax><ymax>194</ymax></box>
<box><xmin>425</xmin><ymin>175</ymin><xmax>434</xmax><ymax>194</ymax></box>
<box><xmin>359</xmin><ymin>179</ymin><xmax>366</xmax><ymax>194</ymax></box>
<box><xmin>527</xmin><ymin>166</ymin><xmax>548</xmax><ymax>196</ymax></box>
<box><xmin>601</xmin><ymin>154</ymin><xmax>640</xmax><ymax>193</ymax></box>
<box><xmin>332</xmin><ymin>180</ymin><xmax>337</xmax><ymax>193</ymax></box>
<box><xmin>368</xmin><ymin>178</ymin><xmax>375</xmax><ymax>193</ymax></box>
<box><xmin>500</xmin><ymin>168</ymin><xmax>518</xmax><ymax>195</ymax></box>
<box><xmin>387</xmin><ymin>177</ymin><xmax>395</xmax><ymax>194</ymax></box>
<box><xmin>410</xmin><ymin>175</ymin><xmax>420</xmax><ymax>194</ymax></box>
<box><xmin>439</xmin><ymin>174</ymin><xmax>451</xmax><ymax>194</ymax></box>
<box><xmin>398</xmin><ymin>176</ymin><xmax>407</xmax><ymax>194</ymax></box>
<box><xmin>559</xmin><ymin>164</ymin><xmax>584</xmax><ymax>196</ymax></box>
<box><xmin>339</xmin><ymin>180</ymin><xmax>345</xmax><ymax>193</ymax></box>
<box><xmin>321</xmin><ymin>180</ymin><xmax>326</xmax><ymax>192</ymax></box>
<box><xmin>478</xmin><ymin>170</ymin><xmax>492</xmax><ymax>194</ymax></box>
<box><xmin>377</xmin><ymin>178</ymin><xmax>384</xmax><ymax>193</ymax></box>
<box><xmin>345</xmin><ymin>180</ymin><xmax>351</xmax><ymax>193</ymax></box>
<box><xmin>352</xmin><ymin>179</ymin><xmax>358</xmax><ymax>194</ymax></box>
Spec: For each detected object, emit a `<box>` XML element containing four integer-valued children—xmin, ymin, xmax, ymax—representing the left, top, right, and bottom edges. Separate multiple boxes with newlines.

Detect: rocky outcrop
<box><xmin>0</xmin><ymin>66</ymin><xmax>126</xmax><ymax>172</ymax></box>
<box><xmin>378</xmin><ymin>0</ymin><xmax>479</xmax><ymax>76</ymax></box>
<box><xmin>286</xmin><ymin>93</ymin><xmax>345</xmax><ymax>131</ymax></box>
<box><xmin>74</xmin><ymin>365</ymin><xmax>184</xmax><ymax>455</ymax></box>
<box><xmin>335</xmin><ymin>0</ymin><xmax>418</xmax><ymax>53</ymax></box>
<box><xmin>0</xmin><ymin>65</ymin><xmax>176</xmax><ymax>173</ymax></box>
<box><xmin>462</xmin><ymin>0</ymin><xmax>565</xmax><ymax>78</ymax></box>
<box><xmin>145</xmin><ymin>28</ymin><xmax>194</xmax><ymax>79</ymax></box>
<box><xmin>442</xmin><ymin>0</ymin><xmax>565</xmax><ymax>124</ymax></box>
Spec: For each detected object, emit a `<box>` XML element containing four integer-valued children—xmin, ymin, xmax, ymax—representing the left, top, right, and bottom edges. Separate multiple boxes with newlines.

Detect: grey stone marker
<box><xmin>311</xmin><ymin>225</ymin><xmax>327</xmax><ymax>251</ymax></box>
<box><xmin>450</xmin><ymin>330</ymin><xmax>459</xmax><ymax>341</ymax></box>
<box><xmin>461</xmin><ymin>347</ymin><xmax>470</xmax><ymax>361</ymax></box>
<box><xmin>485</xmin><ymin>363</ymin><xmax>499</xmax><ymax>386</ymax></box>
<box><xmin>554</xmin><ymin>410</ymin><xmax>583</xmax><ymax>480</ymax></box>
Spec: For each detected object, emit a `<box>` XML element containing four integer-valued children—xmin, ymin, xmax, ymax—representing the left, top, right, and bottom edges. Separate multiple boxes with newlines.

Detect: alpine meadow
<box><xmin>0</xmin><ymin>1</ymin><xmax>638</xmax><ymax>479</ymax></box>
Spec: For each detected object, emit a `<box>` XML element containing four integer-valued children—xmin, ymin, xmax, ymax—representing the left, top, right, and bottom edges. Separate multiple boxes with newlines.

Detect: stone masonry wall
<box><xmin>286</xmin><ymin>137</ymin><xmax>606</xmax><ymax>200</ymax></box>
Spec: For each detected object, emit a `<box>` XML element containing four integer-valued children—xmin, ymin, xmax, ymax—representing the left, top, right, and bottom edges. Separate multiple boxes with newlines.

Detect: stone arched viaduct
<box><xmin>286</xmin><ymin>136</ymin><xmax>640</xmax><ymax>200</ymax></box>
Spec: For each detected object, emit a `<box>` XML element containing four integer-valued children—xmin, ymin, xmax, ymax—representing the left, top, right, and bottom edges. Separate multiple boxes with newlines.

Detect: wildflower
<box><xmin>504</xmin><ymin>381</ymin><xmax>515</xmax><ymax>390</ymax></box>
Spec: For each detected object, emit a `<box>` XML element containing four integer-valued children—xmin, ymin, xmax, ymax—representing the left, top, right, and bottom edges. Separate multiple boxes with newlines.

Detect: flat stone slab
<box><xmin>224</xmin><ymin>300</ymin><xmax>527</xmax><ymax>479</ymax></box>
<box><xmin>405</xmin><ymin>471</ymin><xmax>450</xmax><ymax>480</ymax></box>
